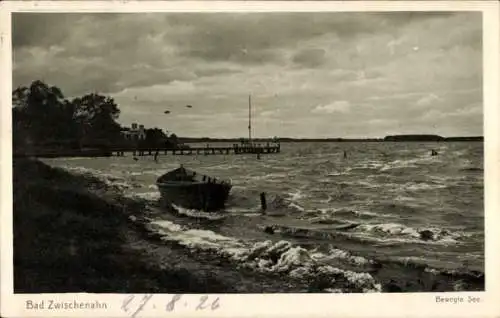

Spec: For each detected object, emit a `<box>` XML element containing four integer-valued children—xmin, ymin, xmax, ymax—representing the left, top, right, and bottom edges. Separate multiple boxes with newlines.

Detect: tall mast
<box><xmin>248</xmin><ymin>94</ymin><xmax>252</xmax><ymax>143</ymax></box>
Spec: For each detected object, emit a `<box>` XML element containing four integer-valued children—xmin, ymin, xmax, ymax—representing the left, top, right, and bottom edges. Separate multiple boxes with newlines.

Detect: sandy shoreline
<box><xmin>13</xmin><ymin>158</ymin><xmax>484</xmax><ymax>293</ymax></box>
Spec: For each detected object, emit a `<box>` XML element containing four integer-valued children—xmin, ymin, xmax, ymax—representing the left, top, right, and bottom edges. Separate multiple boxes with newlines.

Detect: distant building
<box><xmin>121</xmin><ymin>123</ymin><xmax>146</xmax><ymax>141</ymax></box>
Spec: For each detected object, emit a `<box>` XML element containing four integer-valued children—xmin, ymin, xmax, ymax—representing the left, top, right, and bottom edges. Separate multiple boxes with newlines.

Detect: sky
<box><xmin>12</xmin><ymin>12</ymin><xmax>483</xmax><ymax>138</ymax></box>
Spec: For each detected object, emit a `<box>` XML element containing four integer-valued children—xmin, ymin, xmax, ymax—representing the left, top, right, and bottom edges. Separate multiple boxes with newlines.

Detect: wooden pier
<box><xmin>112</xmin><ymin>144</ymin><xmax>280</xmax><ymax>157</ymax></box>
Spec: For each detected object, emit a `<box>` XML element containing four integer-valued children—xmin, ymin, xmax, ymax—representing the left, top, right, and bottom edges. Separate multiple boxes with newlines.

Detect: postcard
<box><xmin>1</xmin><ymin>1</ymin><xmax>499</xmax><ymax>318</ymax></box>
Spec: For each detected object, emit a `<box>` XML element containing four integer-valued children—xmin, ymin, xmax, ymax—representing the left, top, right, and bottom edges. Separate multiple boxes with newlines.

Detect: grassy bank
<box><xmin>14</xmin><ymin>158</ymin><xmax>196</xmax><ymax>292</ymax></box>
<box><xmin>13</xmin><ymin>159</ymin><xmax>297</xmax><ymax>293</ymax></box>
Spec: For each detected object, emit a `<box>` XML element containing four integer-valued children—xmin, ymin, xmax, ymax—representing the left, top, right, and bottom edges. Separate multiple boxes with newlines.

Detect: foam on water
<box><xmin>352</xmin><ymin>161</ymin><xmax>385</xmax><ymax>170</ymax></box>
<box><xmin>59</xmin><ymin>166</ymin><xmax>135</xmax><ymax>191</ymax></box>
<box><xmin>379</xmin><ymin>156</ymin><xmax>434</xmax><ymax>171</ymax></box>
<box><xmin>319</xmin><ymin>195</ymin><xmax>333</xmax><ymax>204</ymax></box>
<box><xmin>146</xmin><ymin>219</ymin><xmax>381</xmax><ymax>292</ymax></box>
<box><xmin>319</xmin><ymin>207</ymin><xmax>393</xmax><ymax>219</ymax></box>
<box><xmin>258</xmin><ymin>194</ymin><xmax>307</xmax><ymax>213</ymax></box>
<box><xmin>401</xmin><ymin>181</ymin><xmax>448</xmax><ymax>191</ymax></box>
<box><xmin>350</xmin><ymin>222</ymin><xmax>471</xmax><ymax>245</ymax></box>
<box><xmin>225</xmin><ymin>206</ymin><xmax>263</xmax><ymax>216</ymax></box>
<box><xmin>288</xmin><ymin>189</ymin><xmax>306</xmax><ymax>201</ymax></box>
<box><xmin>311</xmin><ymin>247</ymin><xmax>373</xmax><ymax>266</ymax></box>
<box><xmin>171</xmin><ymin>204</ymin><xmax>227</xmax><ymax>221</ymax></box>
<box><xmin>288</xmin><ymin>202</ymin><xmax>306</xmax><ymax>212</ymax></box>
<box><xmin>232</xmin><ymin>240</ymin><xmax>382</xmax><ymax>293</ymax></box>
<box><xmin>126</xmin><ymin>191</ymin><xmax>161</xmax><ymax>201</ymax></box>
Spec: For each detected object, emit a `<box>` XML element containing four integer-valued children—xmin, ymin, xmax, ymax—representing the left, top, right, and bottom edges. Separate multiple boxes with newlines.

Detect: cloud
<box><xmin>12</xmin><ymin>11</ymin><xmax>483</xmax><ymax>138</ymax></box>
<box><xmin>421</xmin><ymin>102</ymin><xmax>482</xmax><ymax>120</ymax></box>
<box><xmin>292</xmin><ymin>48</ymin><xmax>327</xmax><ymax>68</ymax></box>
<box><xmin>416</xmin><ymin>93</ymin><xmax>442</xmax><ymax>107</ymax></box>
<box><xmin>312</xmin><ymin>101</ymin><xmax>350</xmax><ymax>114</ymax></box>
<box><xmin>260</xmin><ymin>110</ymin><xmax>279</xmax><ymax>117</ymax></box>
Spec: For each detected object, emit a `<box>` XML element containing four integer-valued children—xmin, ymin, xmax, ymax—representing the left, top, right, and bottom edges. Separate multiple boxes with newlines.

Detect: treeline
<box><xmin>383</xmin><ymin>135</ymin><xmax>483</xmax><ymax>142</ymax></box>
<box><xmin>178</xmin><ymin>137</ymin><xmax>380</xmax><ymax>143</ymax></box>
<box><xmin>384</xmin><ymin>134</ymin><xmax>445</xmax><ymax>142</ymax></box>
<box><xmin>12</xmin><ymin>80</ymin><xmax>177</xmax><ymax>153</ymax></box>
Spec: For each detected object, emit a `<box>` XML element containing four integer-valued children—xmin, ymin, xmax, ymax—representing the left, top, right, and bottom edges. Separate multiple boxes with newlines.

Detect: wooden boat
<box><xmin>156</xmin><ymin>165</ymin><xmax>232</xmax><ymax>212</ymax></box>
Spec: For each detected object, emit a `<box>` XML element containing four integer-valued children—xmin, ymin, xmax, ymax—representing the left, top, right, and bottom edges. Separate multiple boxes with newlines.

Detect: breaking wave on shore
<box><xmin>144</xmin><ymin>218</ymin><xmax>382</xmax><ymax>293</ymax></box>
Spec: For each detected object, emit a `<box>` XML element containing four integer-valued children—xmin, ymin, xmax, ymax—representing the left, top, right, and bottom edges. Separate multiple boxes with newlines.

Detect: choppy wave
<box><xmin>288</xmin><ymin>189</ymin><xmax>306</xmax><ymax>201</ymax></box>
<box><xmin>379</xmin><ymin>156</ymin><xmax>434</xmax><ymax>171</ymax></box>
<box><xmin>226</xmin><ymin>191</ymin><xmax>307</xmax><ymax>215</ymax></box>
<box><xmin>171</xmin><ymin>204</ymin><xmax>227</xmax><ymax>221</ymax></box>
<box><xmin>261</xmin><ymin>224</ymin><xmax>349</xmax><ymax>240</ymax></box>
<box><xmin>260</xmin><ymin>219</ymin><xmax>472</xmax><ymax>248</ymax></box>
<box><xmin>459</xmin><ymin>167</ymin><xmax>483</xmax><ymax>172</ymax></box>
<box><xmin>126</xmin><ymin>191</ymin><xmax>161</xmax><ymax>201</ymax></box>
<box><xmin>59</xmin><ymin>166</ymin><xmax>137</xmax><ymax>191</ymax></box>
<box><xmin>350</xmin><ymin>222</ymin><xmax>471</xmax><ymax>245</ymax></box>
<box><xmin>145</xmin><ymin>218</ymin><xmax>381</xmax><ymax>292</ymax></box>
<box><xmin>312</xmin><ymin>247</ymin><xmax>373</xmax><ymax>267</ymax></box>
<box><xmin>59</xmin><ymin>166</ymin><xmax>156</xmax><ymax>199</ymax></box>
<box><xmin>316</xmin><ymin>207</ymin><xmax>392</xmax><ymax>219</ymax></box>
<box><xmin>326</xmin><ymin>167</ymin><xmax>352</xmax><ymax>176</ymax></box>
<box><xmin>400</xmin><ymin>181</ymin><xmax>448</xmax><ymax>191</ymax></box>
<box><xmin>259</xmin><ymin>194</ymin><xmax>307</xmax><ymax>213</ymax></box>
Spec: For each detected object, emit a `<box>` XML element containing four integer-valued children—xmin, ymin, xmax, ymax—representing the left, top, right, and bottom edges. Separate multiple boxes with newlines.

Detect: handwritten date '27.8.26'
<box><xmin>122</xmin><ymin>294</ymin><xmax>220</xmax><ymax>317</ymax></box>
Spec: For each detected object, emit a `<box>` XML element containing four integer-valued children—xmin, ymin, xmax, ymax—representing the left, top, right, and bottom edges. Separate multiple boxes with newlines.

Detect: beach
<box><xmin>13</xmin><ymin>141</ymin><xmax>484</xmax><ymax>293</ymax></box>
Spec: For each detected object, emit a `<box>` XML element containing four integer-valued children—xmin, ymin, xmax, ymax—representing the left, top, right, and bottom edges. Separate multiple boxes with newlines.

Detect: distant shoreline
<box><xmin>180</xmin><ymin>135</ymin><xmax>484</xmax><ymax>143</ymax></box>
<box><xmin>11</xmin><ymin>134</ymin><xmax>483</xmax><ymax>158</ymax></box>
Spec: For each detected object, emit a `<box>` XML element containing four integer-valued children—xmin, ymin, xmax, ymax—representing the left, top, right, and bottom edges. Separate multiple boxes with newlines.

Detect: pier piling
<box><xmin>111</xmin><ymin>144</ymin><xmax>280</xmax><ymax>157</ymax></box>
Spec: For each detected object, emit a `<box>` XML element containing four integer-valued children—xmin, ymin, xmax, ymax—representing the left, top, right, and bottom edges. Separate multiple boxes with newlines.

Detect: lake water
<box><xmin>44</xmin><ymin>141</ymin><xmax>484</xmax><ymax>292</ymax></box>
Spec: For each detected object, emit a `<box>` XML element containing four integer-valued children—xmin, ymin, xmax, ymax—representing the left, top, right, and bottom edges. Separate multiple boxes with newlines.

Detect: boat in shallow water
<box><xmin>156</xmin><ymin>165</ymin><xmax>232</xmax><ymax>212</ymax></box>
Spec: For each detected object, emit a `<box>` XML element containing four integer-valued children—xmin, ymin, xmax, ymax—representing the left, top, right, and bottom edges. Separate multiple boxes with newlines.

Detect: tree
<box><xmin>71</xmin><ymin>93</ymin><xmax>121</xmax><ymax>146</ymax></box>
<box><xmin>140</xmin><ymin>128</ymin><xmax>167</xmax><ymax>149</ymax></box>
<box><xmin>12</xmin><ymin>86</ymin><xmax>28</xmax><ymax>108</ymax></box>
<box><xmin>12</xmin><ymin>80</ymin><xmax>77</xmax><ymax>145</ymax></box>
<box><xmin>168</xmin><ymin>133</ymin><xmax>179</xmax><ymax>147</ymax></box>
<box><xmin>12</xmin><ymin>80</ymin><xmax>123</xmax><ymax>150</ymax></box>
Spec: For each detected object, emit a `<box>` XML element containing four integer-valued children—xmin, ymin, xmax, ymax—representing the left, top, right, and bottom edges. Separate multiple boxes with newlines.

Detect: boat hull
<box><xmin>157</xmin><ymin>182</ymin><xmax>231</xmax><ymax>212</ymax></box>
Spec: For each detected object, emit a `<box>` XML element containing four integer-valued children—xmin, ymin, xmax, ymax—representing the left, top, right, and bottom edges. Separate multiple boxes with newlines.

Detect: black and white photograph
<box><xmin>4</xmin><ymin>2</ymin><xmax>495</xmax><ymax>306</ymax></box>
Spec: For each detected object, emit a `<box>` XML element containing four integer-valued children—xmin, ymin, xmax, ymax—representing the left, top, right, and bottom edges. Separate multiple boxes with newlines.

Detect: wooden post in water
<box><xmin>260</xmin><ymin>192</ymin><xmax>267</xmax><ymax>213</ymax></box>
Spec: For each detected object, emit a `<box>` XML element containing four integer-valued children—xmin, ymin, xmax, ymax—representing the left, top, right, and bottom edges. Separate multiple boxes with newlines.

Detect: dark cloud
<box><xmin>12</xmin><ymin>13</ymin><xmax>77</xmax><ymax>48</ymax></box>
<box><xmin>160</xmin><ymin>13</ymin><xmax>399</xmax><ymax>64</ymax></box>
<box><xmin>13</xmin><ymin>12</ymin><xmax>461</xmax><ymax>64</ymax></box>
<box><xmin>11</xmin><ymin>11</ymin><xmax>482</xmax><ymax>138</ymax></box>
<box><xmin>193</xmin><ymin>67</ymin><xmax>242</xmax><ymax>78</ymax></box>
<box><xmin>292</xmin><ymin>49</ymin><xmax>327</xmax><ymax>68</ymax></box>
